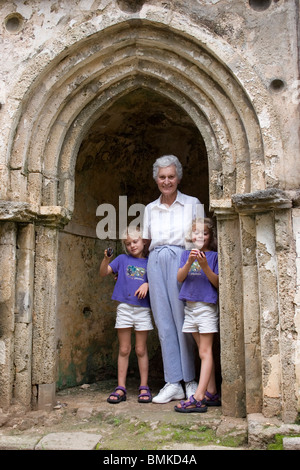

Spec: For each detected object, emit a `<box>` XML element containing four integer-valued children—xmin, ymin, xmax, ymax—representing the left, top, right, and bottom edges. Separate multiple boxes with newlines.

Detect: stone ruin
<box><xmin>0</xmin><ymin>0</ymin><xmax>299</xmax><ymax>424</ymax></box>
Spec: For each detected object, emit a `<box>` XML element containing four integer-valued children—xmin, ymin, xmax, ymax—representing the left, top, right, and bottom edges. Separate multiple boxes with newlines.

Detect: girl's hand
<box><xmin>188</xmin><ymin>249</ymin><xmax>199</xmax><ymax>263</ymax></box>
<box><xmin>195</xmin><ymin>251</ymin><xmax>219</xmax><ymax>289</ymax></box>
<box><xmin>104</xmin><ymin>249</ymin><xmax>114</xmax><ymax>259</ymax></box>
<box><xmin>100</xmin><ymin>251</ymin><xmax>113</xmax><ymax>277</ymax></box>
<box><xmin>196</xmin><ymin>251</ymin><xmax>208</xmax><ymax>268</ymax></box>
<box><xmin>135</xmin><ymin>283</ymin><xmax>149</xmax><ymax>299</ymax></box>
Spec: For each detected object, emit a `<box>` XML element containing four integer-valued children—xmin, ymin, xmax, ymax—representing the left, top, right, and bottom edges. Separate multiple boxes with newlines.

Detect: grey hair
<box><xmin>153</xmin><ymin>155</ymin><xmax>183</xmax><ymax>181</ymax></box>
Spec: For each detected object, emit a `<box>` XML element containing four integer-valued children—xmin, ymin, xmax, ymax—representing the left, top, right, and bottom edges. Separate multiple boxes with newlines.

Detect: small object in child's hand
<box><xmin>106</xmin><ymin>247</ymin><xmax>113</xmax><ymax>257</ymax></box>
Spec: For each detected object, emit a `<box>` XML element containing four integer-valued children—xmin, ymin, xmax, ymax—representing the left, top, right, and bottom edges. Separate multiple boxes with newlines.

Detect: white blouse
<box><xmin>142</xmin><ymin>191</ymin><xmax>204</xmax><ymax>251</ymax></box>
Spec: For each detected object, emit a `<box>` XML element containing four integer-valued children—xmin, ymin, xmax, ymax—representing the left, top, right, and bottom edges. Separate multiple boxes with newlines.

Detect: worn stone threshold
<box><xmin>0</xmin><ymin>379</ymin><xmax>299</xmax><ymax>451</ymax></box>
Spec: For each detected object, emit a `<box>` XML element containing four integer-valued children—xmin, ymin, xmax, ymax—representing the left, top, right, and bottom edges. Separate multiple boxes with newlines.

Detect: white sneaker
<box><xmin>185</xmin><ymin>380</ymin><xmax>198</xmax><ymax>398</ymax></box>
<box><xmin>152</xmin><ymin>382</ymin><xmax>185</xmax><ymax>403</ymax></box>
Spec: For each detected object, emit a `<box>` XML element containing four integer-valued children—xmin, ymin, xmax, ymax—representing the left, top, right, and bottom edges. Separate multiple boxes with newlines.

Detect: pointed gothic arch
<box><xmin>6</xmin><ymin>19</ymin><xmax>280</xmax><ymax>211</ymax></box>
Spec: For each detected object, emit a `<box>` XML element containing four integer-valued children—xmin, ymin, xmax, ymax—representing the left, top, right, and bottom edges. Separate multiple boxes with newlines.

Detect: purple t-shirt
<box><xmin>109</xmin><ymin>254</ymin><xmax>150</xmax><ymax>308</ymax></box>
<box><xmin>178</xmin><ymin>250</ymin><xmax>218</xmax><ymax>304</ymax></box>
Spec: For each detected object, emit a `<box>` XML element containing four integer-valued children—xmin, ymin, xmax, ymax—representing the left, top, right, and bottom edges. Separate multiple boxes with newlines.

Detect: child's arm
<box><xmin>135</xmin><ymin>282</ymin><xmax>149</xmax><ymax>299</ymax></box>
<box><xmin>99</xmin><ymin>249</ymin><xmax>114</xmax><ymax>277</ymax></box>
<box><xmin>197</xmin><ymin>252</ymin><xmax>219</xmax><ymax>288</ymax></box>
<box><xmin>177</xmin><ymin>250</ymin><xmax>198</xmax><ymax>282</ymax></box>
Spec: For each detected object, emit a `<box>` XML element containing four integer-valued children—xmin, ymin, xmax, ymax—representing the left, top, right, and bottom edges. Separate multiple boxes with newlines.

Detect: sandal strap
<box><xmin>139</xmin><ymin>386</ymin><xmax>150</xmax><ymax>392</ymax></box>
<box><xmin>138</xmin><ymin>392</ymin><xmax>151</xmax><ymax>398</ymax></box>
<box><xmin>109</xmin><ymin>392</ymin><xmax>122</xmax><ymax>398</ymax></box>
<box><xmin>114</xmin><ymin>386</ymin><xmax>127</xmax><ymax>395</ymax></box>
<box><xmin>205</xmin><ymin>390</ymin><xmax>219</xmax><ymax>400</ymax></box>
<box><xmin>138</xmin><ymin>385</ymin><xmax>152</xmax><ymax>398</ymax></box>
<box><xmin>179</xmin><ymin>395</ymin><xmax>206</xmax><ymax>409</ymax></box>
<box><xmin>190</xmin><ymin>395</ymin><xmax>206</xmax><ymax>408</ymax></box>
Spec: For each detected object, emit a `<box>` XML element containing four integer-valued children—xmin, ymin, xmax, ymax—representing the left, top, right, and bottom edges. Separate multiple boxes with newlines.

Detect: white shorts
<box><xmin>115</xmin><ymin>303</ymin><xmax>154</xmax><ymax>331</ymax></box>
<box><xmin>182</xmin><ymin>301</ymin><xmax>219</xmax><ymax>334</ymax></box>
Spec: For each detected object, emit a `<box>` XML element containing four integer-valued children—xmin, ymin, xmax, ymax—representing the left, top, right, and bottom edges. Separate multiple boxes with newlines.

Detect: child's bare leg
<box><xmin>194</xmin><ymin>333</ymin><xmax>214</xmax><ymax>401</ymax></box>
<box><xmin>110</xmin><ymin>328</ymin><xmax>131</xmax><ymax>401</ymax></box>
<box><xmin>206</xmin><ymin>360</ymin><xmax>217</xmax><ymax>395</ymax></box>
<box><xmin>176</xmin><ymin>332</ymin><xmax>214</xmax><ymax>409</ymax></box>
<box><xmin>135</xmin><ymin>330</ymin><xmax>150</xmax><ymax>400</ymax></box>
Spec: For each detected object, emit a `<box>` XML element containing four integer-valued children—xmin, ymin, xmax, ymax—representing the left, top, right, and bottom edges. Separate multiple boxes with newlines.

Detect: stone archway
<box><xmin>56</xmin><ymin>87</ymin><xmax>209</xmax><ymax>390</ymax></box>
<box><xmin>6</xmin><ymin>20</ymin><xmax>273</xmax><ymax>209</ymax></box>
<box><xmin>1</xmin><ymin>18</ymin><xmax>296</xmax><ymax>421</ymax></box>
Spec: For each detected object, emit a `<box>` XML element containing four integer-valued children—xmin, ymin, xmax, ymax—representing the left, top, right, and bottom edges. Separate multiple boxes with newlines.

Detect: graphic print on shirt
<box><xmin>189</xmin><ymin>260</ymin><xmax>202</xmax><ymax>275</ymax></box>
<box><xmin>126</xmin><ymin>265</ymin><xmax>146</xmax><ymax>280</ymax></box>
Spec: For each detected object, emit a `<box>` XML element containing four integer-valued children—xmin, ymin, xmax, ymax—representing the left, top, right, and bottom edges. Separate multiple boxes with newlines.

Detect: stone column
<box><xmin>31</xmin><ymin>225</ymin><xmax>58</xmax><ymax>410</ymax></box>
<box><xmin>32</xmin><ymin>207</ymin><xmax>71</xmax><ymax>410</ymax></box>
<box><xmin>239</xmin><ymin>214</ymin><xmax>263</xmax><ymax>413</ymax></box>
<box><xmin>232</xmin><ymin>189</ymin><xmax>297</xmax><ymax>422</ymax></box>
<box><xmin>214</xmin><ymin>205</ymin><xmax>246</xmax><ymax>418</ymax></box>
<box><xmin>14</xmin><ymin>224</ymin><xmax>35</xmax><ymax>407</ymax></box>
<box><xmin>0</xmin><ymin>203</ymin><xmax>37</xmax><ymax>409</ymax></box>
<box><xmin>292</xmin><ymin>207</ymin><xmax>300</xmax><ymax>418</ymax></box>
<box><xmin>256</xmin><ymin>211</ymin><xmax>281</xmax><ymax>417</ymax></box>
<box><xmin>274</xmin><ymin>209</ymin><xmax>298</xmax><ymax>422</ymax></box>
<box><xmin>0</xmin><ymin>222</ymin><xmax>17</xmax><ymax>408</ymax></box>
<box><xmin>0</xmin><ymin>202</ymin><xmax>71</xmax><ymax>410</ymax></box>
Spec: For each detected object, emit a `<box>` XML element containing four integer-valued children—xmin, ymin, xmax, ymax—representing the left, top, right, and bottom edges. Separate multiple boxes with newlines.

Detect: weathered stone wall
<box><xmin>0</xmin><ymin>223</ymin><xmax>16</xmax><ymax>408</ymax></box>
<box><xmin>293</xmin><ymin>206</ymin><xmax>300</xmax><ymax>415</ymax></box>
<box><xmin>0</xmin><ymin>0</ymin><xmax>299</xmax><ymax>421</ymax></box>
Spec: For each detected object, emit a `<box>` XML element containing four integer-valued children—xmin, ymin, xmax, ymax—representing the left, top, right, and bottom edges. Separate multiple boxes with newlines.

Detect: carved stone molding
<box><xmin>232</xmin><ymin>189</ymin><xmax>292</xmax><ymax>215</ymax></box>
<box><xmin>0</xmin><ymin>201</ymin><xmax>72</xmax><ymax>228</ymax></box>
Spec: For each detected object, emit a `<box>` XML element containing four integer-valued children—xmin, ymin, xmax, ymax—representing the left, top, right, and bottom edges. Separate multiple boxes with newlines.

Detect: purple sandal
<box><xmin>138</xmin><ymin>385</ymin><xmax>152</xmax><ymax>403</ymax></box>
<box><xmin>174</xmin><ymin>395</ymin><xmax>207</xmax><ymax>413</ymax></box>
<box><xmin>107</xmin><ymin>386</ymin><xmax>127</xmax><ymax>404</ymax></box>
<box><xmin>205</xmin><ymin>391</ymin><xmax>221</xmax><ymax>406</ymax></box>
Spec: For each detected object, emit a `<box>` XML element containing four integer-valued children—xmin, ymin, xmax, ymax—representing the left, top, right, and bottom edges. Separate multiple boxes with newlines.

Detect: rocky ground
<box><xmin>0</xmin><ymin>378</ymin><xmax>299</xmax><ymax>452</ymax></box>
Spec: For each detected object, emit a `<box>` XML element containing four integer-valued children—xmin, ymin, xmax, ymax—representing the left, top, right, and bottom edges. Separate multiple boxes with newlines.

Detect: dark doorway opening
<box><xmin>56</xmin><ymin>88</ymin><xmax>220</xmax><ymax>391</ymax></box>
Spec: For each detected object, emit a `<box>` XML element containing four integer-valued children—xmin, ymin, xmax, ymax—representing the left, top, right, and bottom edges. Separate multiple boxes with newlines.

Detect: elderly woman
<box><xmin>143</xmin><ymin>155</ymin><xmax>205</xmax><ymax>403</ymax></box>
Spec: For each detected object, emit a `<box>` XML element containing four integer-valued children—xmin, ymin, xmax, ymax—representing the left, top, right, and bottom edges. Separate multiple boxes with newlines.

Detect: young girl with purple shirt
<box><xmin>174</xmin><ymin>218</ymin><xmax>221</xmax><ymax>413</ymax></box>
<box><xmin>100</xmin><ymin>227</ymin><xmax>153</xmax><ymax>404</ymax></box>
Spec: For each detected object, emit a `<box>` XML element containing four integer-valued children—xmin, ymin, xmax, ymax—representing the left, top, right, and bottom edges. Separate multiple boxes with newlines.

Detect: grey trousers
<box><xmin>147</xmin><ymin>245</ymin><xmax>196</xmax><ymax>383</ymax></box>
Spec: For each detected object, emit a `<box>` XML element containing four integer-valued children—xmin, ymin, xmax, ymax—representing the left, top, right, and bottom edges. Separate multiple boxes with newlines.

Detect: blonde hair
<box><xmin>185</xmin><ymin>217</ymin><xmax>217</xmax><ymax>251</ymax></box>
<box><xmin>121</xmin><ymin>226</ymin><xmax>145</xmax><ymax>255</ymax></box>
